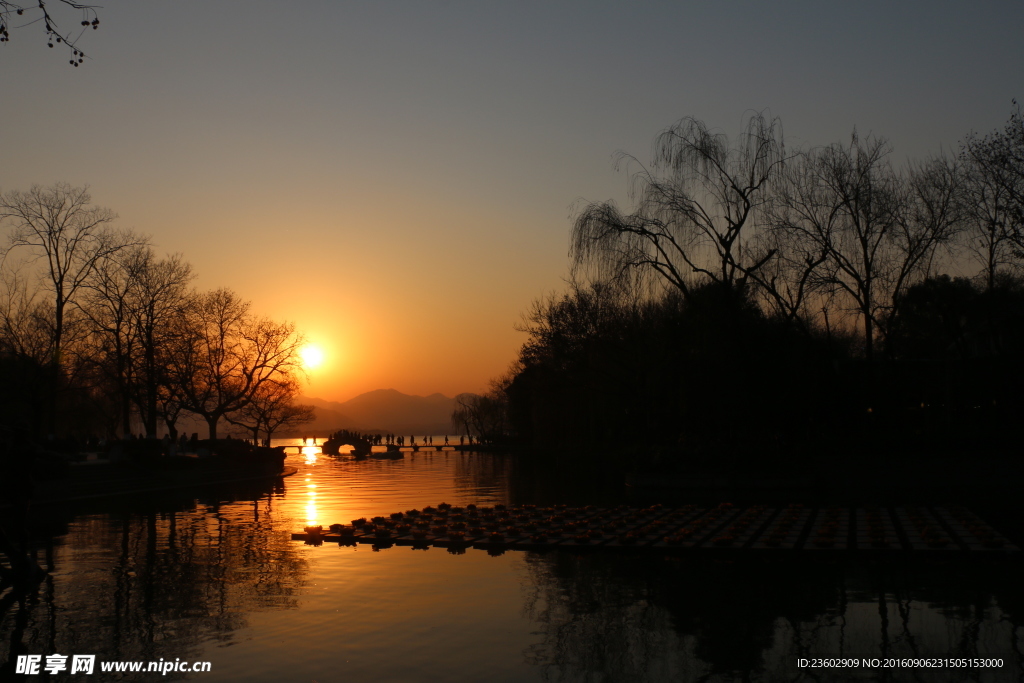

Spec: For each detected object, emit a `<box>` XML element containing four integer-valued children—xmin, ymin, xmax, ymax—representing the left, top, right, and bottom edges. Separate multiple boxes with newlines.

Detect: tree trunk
<box><xmin>206</xmin><ymin>415</ymin><xmax>219</xmax><ymax>440</ymax></box>
<box><xmin>143</xmin><ymin>328</ymin><xmax>159</xmax><ymax>437</ymax></box>
<box><xmin>53</xmin><ymin>294</ymin><xmax>64</xmax><ymax>368</ymax></box>
<box><xmin>121</xmin><ymin>392</ymin><xmax>132</xmax><ymax>438</ymax></box>
<box><xmin>863</xmin><ymin>309</ymin><xmax>874</xmax><ymax>363</ymax></box>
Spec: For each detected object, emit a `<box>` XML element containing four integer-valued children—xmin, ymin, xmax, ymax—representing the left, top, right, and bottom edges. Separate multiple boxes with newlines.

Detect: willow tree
<box><xmin>571</xmin><ymin>113</ymin><xmax>788</xmax><ymax>300</ymax></box>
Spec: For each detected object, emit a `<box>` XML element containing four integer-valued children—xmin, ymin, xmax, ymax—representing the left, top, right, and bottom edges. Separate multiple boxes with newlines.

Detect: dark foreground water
<box><xmin>2</xmin><ymin>444</ymin><xmax>1023</xmax><ymax>682</ymax></box>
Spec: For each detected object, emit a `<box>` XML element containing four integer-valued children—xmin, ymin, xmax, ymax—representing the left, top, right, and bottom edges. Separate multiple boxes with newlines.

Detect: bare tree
<box><xmin>128</xmin><ymin>250</ymin><xmax>194</xmax><ymax>437</ymax></box>
<box><xmin>0</xmin><ymin>183</ymin><xmax>141</xmax><ymax>367</ymax></box>
<box><xmin>155</xmin><ymin>381</ymin><xmax>187</xmax><ymax>441</ymax></box>
<box><xmin>890</xmin><ymin>155</ymin><xmax>963</xmax><ymax>322</ymax></box>
<box><xmin>73</xmin><ymin>243</ymin><xmax>192</xmax><ymax>437</ymax></box>
<box><xmin>958</xmin><ymin>150</ymin><xmax>1019</xmax><ymax>288</ymax></box>
<box><xmin>451</xmin><ymin>393</ymin><xmax>508</xmax><ymax>442</ymax></box>
<box><xmin>748</xmin><ymin>221</ymin><xmax>829</xmax><ymax>330</ymax></box>
<box><xmin>773</xmin><ymin>136</ymin><xmax>959</xmax><ymax>359</ymax></box>
<box><xmin>0</xmin><ymin>266</ymin><xmax>52</xmax><ymax>363</ymax></box>
<box><xmin>78</xmin><ymin>242</ymin><xmax>145</xmax><ymax>435</ymax></box>
<box><xmin>261</xmin><ymin>399</ymin><xmax>315</xmax><ymax>447</ymax></box>
<box><xmin>451</xmin><ymin>368</ymin><xmax>516</xmax><ymax>442</ymax></box>
<box><xmin>571</xmin><ymin>112</ymin><xmax>788</xmax><ymax>300</ymax></box>
<box><xmin>0</xmin><ymin>0</ymin><xmax>101</xmax><ymax>65</ymax></box>
<box><xmin>959</xmin><ymin>104</ymin><xmax>1024</xmax><ymax>287</ymax></box>
<box><xmin>776</xmin><ymin>136</ymin><xmax>895</xmax><ymax>359</ymax></box>
<box><xmin>228</xmin><ymin>376</ymin><xmax>314</xmax><ymax>446</ymax></box>
<box><xmin>166</xmin><ymin>289</ymin><xmax>247</xmax><ymax>440</ymax></box>
<box><xmin>451</xmin><ymin>394</ymin><xmax>473</xmax><ymax>438</ymax></box>
<box><xmin>167</xmin><ymin>288</ymin><xmax>304</xmax><ymax>439</ymax></box>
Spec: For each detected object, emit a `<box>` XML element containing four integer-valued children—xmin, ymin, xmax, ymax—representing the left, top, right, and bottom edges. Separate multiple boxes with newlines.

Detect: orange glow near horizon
<box><xmin>4</xmin><ymin>3</ymin><xmax>1016</xmax><ymax>412</ymax></box>
<box><xmin>279</xmin><ymin>311</ymin><xmax>521</xmax><ymax>404</ymax></box>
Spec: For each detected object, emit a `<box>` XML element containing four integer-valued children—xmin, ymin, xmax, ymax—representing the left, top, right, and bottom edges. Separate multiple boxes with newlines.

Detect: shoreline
<box><xmin>0</xmin><ymin>465</ymin><xmax>298</xmax><ymax>508</ymax></box>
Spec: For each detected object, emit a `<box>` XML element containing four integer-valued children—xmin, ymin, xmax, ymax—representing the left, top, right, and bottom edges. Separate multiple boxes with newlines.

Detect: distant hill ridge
<box><xmin>295</xmin><ymin>389</ymin><xmax>471</xmax><ymax>436</ymax></box>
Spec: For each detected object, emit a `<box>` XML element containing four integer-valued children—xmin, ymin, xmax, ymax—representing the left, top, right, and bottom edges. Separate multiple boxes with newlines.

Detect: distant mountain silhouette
<box><xmin>295</xmin><ymin>389</ymin><xmax>468</xmax><ymax>435</ymax></box>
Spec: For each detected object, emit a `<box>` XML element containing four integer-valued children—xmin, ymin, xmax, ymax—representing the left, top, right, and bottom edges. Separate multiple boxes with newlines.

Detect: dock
<box><xmin>290</xmin><ymin>503</ymin><xmax>1020</xmax><ymax>556</ymax></box>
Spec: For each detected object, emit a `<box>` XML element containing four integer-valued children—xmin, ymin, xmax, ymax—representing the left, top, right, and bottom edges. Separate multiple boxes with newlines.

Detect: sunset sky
<box><xmin>3</xmin><ymin>2</ymin><xmax>1022</xmax><ymax>402</ymax></box>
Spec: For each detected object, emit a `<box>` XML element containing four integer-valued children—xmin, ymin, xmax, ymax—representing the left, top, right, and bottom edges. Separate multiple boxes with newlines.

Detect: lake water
<box><xmin>2</xmin><ymin>441</ymin><xmax>1023</xmax><ymax>682</ymax></box>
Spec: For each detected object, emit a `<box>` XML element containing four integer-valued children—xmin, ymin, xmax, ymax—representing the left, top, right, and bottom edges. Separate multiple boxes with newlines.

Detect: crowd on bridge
<box><xmin>324</xmin><ymin>430</ymin><xmax>478</xmax><ymax>448</ymax></box>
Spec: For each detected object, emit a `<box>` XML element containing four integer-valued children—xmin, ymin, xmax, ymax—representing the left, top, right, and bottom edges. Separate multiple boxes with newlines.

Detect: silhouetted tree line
<box><xmin>452</xmin><ymin>389</ymin><xmax>513</xmax><ymax>444</ymax></box>
<box><xmin>502</xmin><ymin>106</ymin><xmax>1024</xmax><ymax>469</ymax></box>
<box><xmin>0</xmin><ymin>183</ymin><xmax>314</xmax><ymax>445</ymax></box>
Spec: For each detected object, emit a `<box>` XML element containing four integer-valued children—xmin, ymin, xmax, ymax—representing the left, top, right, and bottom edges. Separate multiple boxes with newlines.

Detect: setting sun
<box><xmin>300</xmin><ymin>344</ymin><xmax>325</xmax><ymax>370</ymax></box>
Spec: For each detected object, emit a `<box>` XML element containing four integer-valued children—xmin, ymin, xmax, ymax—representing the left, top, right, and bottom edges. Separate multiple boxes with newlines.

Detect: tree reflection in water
<box><xmin>1</xmin><ymin>479</ymin><xmax>308</xmax><ymax>681</ymax></box>
<box><xmin>7</xmin><ymin>452</ymin><xmax>1024</xmax><ymax>682</ymax></box>
<box><xmin>520</xmin><ymin>551</ymin><xmax>1024</xmax><ymax>682</ymax></box>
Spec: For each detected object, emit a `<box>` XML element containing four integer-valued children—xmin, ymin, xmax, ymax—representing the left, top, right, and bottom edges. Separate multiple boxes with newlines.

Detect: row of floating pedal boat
<box><xmin>292</xmin><ymin>502</ymin><xmax>1020</xmax><ymax>554</ymax></box>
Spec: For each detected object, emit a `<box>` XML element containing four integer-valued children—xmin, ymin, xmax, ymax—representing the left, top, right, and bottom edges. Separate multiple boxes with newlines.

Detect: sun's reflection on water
<box><xmin>303</xmin><ymin>462</ymin><xmax>321</xmax><ymax>524</ymax></box>
<box><xmin>305</xmin><ymin>485</ymin><xmax>319</xmax><ymax>525</ymax></box>
<box><xmin>305</xmin><ymin>500</ymin><xmax>319</xmax><ymax>527</ymax></box>
<box><xmin>14</xmin><ymin>437</ymin><xmax>1021</xmax><ymax>683</ymax></box>
<box><xmin>300</xmin><ymin>437</ymin><xmax>321</xmax><ymax>464</ymax></box>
